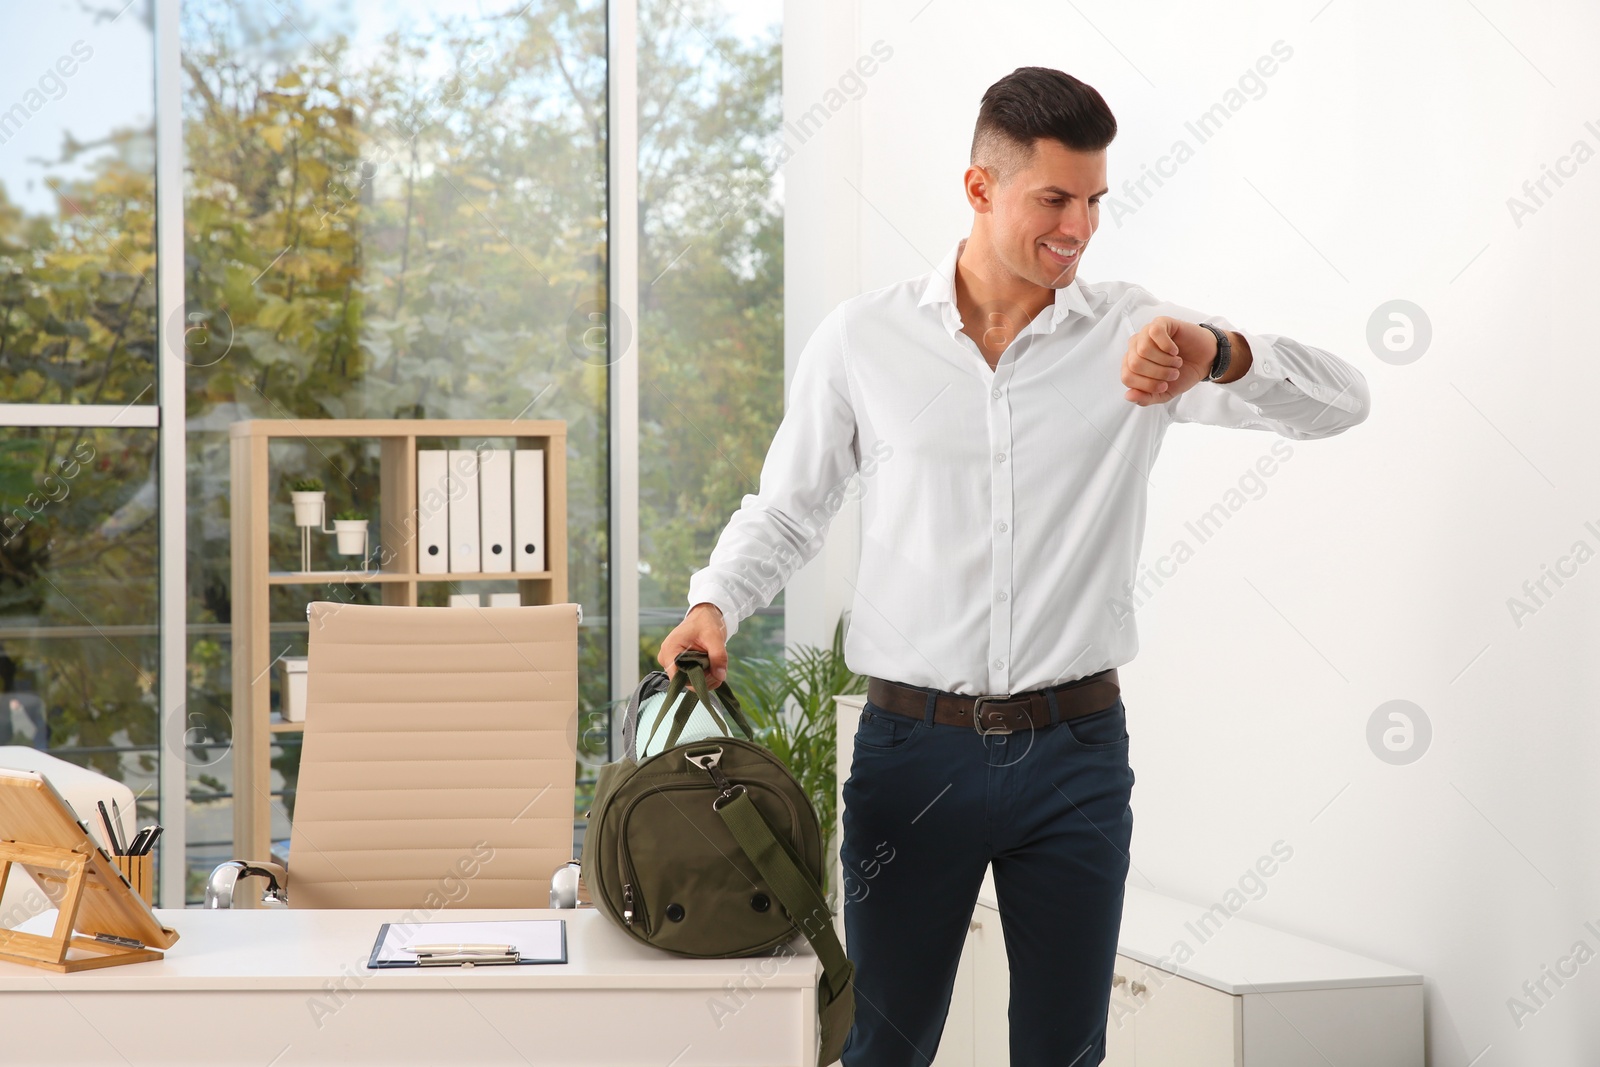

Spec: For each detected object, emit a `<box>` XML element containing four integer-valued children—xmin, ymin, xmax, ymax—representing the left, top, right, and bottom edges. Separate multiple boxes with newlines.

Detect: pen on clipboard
<box><xmin>407</xmin><ymin>943</ymin><xmax>521</xmax><ymax>967</ymax></box>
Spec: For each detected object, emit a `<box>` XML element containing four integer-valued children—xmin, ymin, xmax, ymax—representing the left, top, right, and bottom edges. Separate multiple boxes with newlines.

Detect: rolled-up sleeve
<box><xmin>1129</xmin><ymin>287</ymin><xmax>1371</xmax><ymax>439</ymax></box>
<box><xmin>685</xmin><ymin>305</ymin><xmax>861</xmax><ymax>638</ymax></box>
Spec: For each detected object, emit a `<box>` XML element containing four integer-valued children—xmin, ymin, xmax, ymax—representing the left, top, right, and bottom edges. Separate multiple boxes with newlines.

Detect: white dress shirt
<box><xmin>686</xmin><ymin>237</ymin><xmax>1370</xmax><ymax>696</ymax></box>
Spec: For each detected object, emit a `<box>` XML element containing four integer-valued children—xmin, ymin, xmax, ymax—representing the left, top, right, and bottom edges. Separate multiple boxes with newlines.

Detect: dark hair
<box><xmin>970</xmin><ymin>67</ymin><xmax>1117</xmax><ymax>186</ymax></box>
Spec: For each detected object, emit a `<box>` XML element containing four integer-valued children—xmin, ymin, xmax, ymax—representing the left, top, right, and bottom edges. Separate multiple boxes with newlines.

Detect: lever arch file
<box><xmin>479</xmin><ymin>448</ymin><xmax>513</xmax><ymax>573</ymax></box>
<box><xmin>513</xmin><ymin>448</ymin><xmax>545</xmax><ymax>573</ymax></box>
<box><xmin>417</xmin><ymin>450</ymin><xmax>449</xmax><ymax>574</ymax></box>
<box><xmin>447</xmin><ymin>449</ymin><xmax>481</xmax><ymax>573</ymax></box>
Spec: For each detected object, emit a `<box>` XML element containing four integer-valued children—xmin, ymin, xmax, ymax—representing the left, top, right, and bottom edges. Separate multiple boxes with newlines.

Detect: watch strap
<box><xmin>1199</xmin><ymin>322</ymin><xmax>1231</xmax><ymax>382</ymax></box>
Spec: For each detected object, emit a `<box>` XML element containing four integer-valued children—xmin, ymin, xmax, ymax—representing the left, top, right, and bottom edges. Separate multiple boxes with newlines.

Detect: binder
<box><xmin>417</xmin><ymin>450</ymin><xmax>449</xmax><ymax>574</ymax></box>
<box><xmin>479</xmin><ymin>448</ymin><xmax>513</xmax><ymax>573</ymax></box>
<box><xmin>447</xmin><ymin>449</ymin><xmax>481</xmax><ymax>573</ymax></box>
<box><xmin>513</xmin><ymin>448</ymin><xmax>546</xmax><ymax>573</ymax></box>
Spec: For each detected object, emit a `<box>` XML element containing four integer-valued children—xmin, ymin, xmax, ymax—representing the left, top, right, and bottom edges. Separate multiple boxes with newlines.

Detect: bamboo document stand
<box><xmin>0</xmin><ymin>769</ymin><xmax>179</xmax><ymax>972</ymax></box>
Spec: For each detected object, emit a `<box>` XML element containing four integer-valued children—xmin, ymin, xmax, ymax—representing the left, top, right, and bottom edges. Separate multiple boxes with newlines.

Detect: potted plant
<box><xmin>331</xmin><ymin>508</ymin><xmax>369</xmax><ymax>556</ymax></box>
<box><xmin>726</xmin><ymin>616</ymin><xmax>865</xmax><ymax>910</ymax></box>
<box><xmin>289</xmin><ymin>478</ymin><xmax>325</xmax><ymax>527</ymax></box>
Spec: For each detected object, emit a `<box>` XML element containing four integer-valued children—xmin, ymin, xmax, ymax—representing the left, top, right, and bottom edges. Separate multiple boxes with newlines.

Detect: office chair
<box><xmin>206</xmin><ymin>601</ymin><xmax>580</xmax><ymax>909</ymax></box>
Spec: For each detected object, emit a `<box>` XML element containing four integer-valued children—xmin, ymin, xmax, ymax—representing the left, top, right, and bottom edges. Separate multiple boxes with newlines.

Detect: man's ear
<box><xmin>965</xmin><ymin>165</ymin><xmax>996</xmax><ymax>213</ymax></box>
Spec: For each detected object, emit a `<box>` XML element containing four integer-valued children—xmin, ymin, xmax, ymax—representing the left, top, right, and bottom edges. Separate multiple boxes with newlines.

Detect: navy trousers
<box><xmin>838</xmin><ymin>685</ymin><xmax>1134</xmax><ymax>1067</ymax></box>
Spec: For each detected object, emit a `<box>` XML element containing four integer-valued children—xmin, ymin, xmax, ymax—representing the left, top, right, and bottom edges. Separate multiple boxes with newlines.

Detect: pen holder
<box><xmin>113</xmin><ymin>853</ymin><xmax>154</xmax><ymax>906</ymax></box>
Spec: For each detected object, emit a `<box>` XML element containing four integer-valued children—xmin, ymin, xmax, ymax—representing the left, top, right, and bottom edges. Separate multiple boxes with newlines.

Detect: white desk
<box><xmin>0</xmin><ymin>907</ymin><xmax>823</xmax><ymax>1066</ymax></box>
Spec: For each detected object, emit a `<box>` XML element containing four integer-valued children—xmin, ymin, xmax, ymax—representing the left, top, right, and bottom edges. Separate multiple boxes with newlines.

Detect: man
<box><xmin>657</xmin><ymin>66</ymin><xmax>1369</xmax><ymax>1066</ymax></box>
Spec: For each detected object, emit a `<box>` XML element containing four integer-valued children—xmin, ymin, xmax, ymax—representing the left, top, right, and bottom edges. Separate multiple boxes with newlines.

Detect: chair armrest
<box><xmin>203</xmin><ymin>859</ymin><xmax>289</xmax><ymax>909</ymax></box>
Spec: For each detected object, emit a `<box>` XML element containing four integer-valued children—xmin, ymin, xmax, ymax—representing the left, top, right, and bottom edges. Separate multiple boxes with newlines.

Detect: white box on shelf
<box><xmin>479</xmin><ymin>449</ymin><xmax>513</xmax><ymax>573</ymax></box>
<box><xmin>513</xmin><ymin>448</ymin><xmax>545</xmax><ymax>573</ymax></box>
<box><xmin>448</xmin><ymin>449</ymin><xmax>481</xmax><ymax>573</ymax></box>
<box><xmin>449</xmin><ymin>594</ymin><xmax>482</xmax><ymax>607</ymax></box>
<box><xmin>487</xmin><ymin>593</ymin><xmax>521</xmax><ymax>607</ymax></box>
<box><xmin>417</xmin><ymin>450</ymin><xmax>449</xmax><ymax>574</ymax></box>
<box><xmin>279</xmin><ymin>656</ymin><xmax>309</xmax><ymax>723</ymax></box>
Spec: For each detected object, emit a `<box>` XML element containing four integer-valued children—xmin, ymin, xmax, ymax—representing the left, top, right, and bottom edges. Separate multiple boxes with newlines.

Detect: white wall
<box><xmin>798</xmin><ymin>0</ymin><xmax>1600</xmax><ymax>1063</ymax></box>
<box><xmin>782</xmin><ymin>0</ymin><xmax>864</xmax><ymax>653</ymax></box>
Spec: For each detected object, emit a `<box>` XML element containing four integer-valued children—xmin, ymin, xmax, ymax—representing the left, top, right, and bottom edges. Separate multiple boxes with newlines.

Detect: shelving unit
<box><xmin>229</xmin><ymin>419</ymin><xmax>568</xmax><ymax>870</ymax></box>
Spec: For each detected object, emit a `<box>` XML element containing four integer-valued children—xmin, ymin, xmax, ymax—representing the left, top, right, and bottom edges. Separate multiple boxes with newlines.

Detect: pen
<box><xmin>110</xmin><ymin>799</ymin><xmax>127</xmax><ymax>855</ymax></box>
<box><xmin>140</xmin><ymin>826</ymin><xmax>163</xmax><ymax>855</ymax></box>
<box><xmin>127</xmin><ymin>827</ymin><xmax>151</xmax><ymax>856</ymax></box>
<box><xmin>406</xmin><ymin>943</ymin><xmax>517</xmax><ymax>955</ymax></box>
<box><xmin>97</xmin><ymin>802</ymin><xmax>121</xmax><ymax>856</ymax></box>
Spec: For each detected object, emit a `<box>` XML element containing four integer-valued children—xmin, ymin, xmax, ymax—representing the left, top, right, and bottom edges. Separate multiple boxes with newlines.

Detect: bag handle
<box><xmin>643</xmin><ymin>649</ymin><xmax>758</xmax><ymax>753</ymax></box>
<box><xmin>714</xmin><ymin>786</ymin><xmax>854</xmax><ymax>1067</ymax></box>
<box><xmin>644</xmin><ymin>673</ymin><xmax>727</xmax><ymax>755</ymax></box>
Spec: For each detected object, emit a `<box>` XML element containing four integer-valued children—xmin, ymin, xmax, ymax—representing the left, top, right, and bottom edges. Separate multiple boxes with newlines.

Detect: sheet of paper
<box><xmin>371</xmin><ymin>919</ymin><xmax>567</xmax><ymax>965</ymax></box>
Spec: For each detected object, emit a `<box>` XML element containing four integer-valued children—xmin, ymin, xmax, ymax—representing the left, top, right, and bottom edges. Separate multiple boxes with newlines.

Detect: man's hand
<box><xmin>658</xmin><ymin>602</ymin><xmax>729</xmax><ymax>685</ymax></box>
<box><xmin>1121</xmin><ymin>315</ymin><xmax>1227</xmax><ymax>406</ymax></box>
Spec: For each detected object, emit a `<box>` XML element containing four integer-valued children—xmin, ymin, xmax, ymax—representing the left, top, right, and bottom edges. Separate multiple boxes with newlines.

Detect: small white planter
<box><xmin>290</xmin><ymin>491</ymin><xmax>326</xmax><ymax>528</ymax></box>
<box><xmin>279</xmin><ymin>656</ymin><xmax>309</xmax><ymax>723</ymax></box>
<box><xmin>332</xmin><ymin>519</ymin><xmax>369</xmax><ymax>556</ymax></box>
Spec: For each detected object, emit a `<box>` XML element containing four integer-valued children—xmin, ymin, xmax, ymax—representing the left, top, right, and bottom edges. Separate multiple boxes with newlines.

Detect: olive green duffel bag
<box><xmin>582</xmin><ymin>649</ymin><xmax>854</xmax><ymax>1067</ymax></box>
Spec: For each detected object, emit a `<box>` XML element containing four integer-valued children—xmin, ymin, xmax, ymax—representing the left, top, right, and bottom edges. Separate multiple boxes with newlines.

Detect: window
<box><xmin>1</xmin><ymin>0</ymin><xmax>784</xmax><ymax>906</ymax></box>
<box><xmin>636</xmin><ymin>0</ymin><xmax>785</xmax><ymax>671</ymax></box>
<box><xmin>180</xmin><ymin>0</ymin><xmax>609</xmax><ymax>900</ymax></box>
<box><xmin>0</xmin><ymin>2</ymin><xmax>162</xmax><ymax>885</ymax></box>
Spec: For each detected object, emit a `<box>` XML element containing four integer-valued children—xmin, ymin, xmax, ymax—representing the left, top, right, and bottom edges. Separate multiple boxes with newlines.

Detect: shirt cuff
<box><xmin>1212</xmin><ymin>330</ymin><xmax>1283</xmax><ymax>401</ymax></box>
<box><xmin>684</xmin><ymin>589</ymin><xmax>741</xmax><ymax>641</ymax></box>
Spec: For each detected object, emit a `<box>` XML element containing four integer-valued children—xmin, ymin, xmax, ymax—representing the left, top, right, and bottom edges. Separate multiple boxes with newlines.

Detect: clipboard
<box><xmin>0</xmin><ymin>768</ymin><xmax>180</xmax><ymax>972</ymax></box>
<box><xmin>367</xmin><ymin>918</ymin><xmax>568</xmax><ymax>969</ymax></box>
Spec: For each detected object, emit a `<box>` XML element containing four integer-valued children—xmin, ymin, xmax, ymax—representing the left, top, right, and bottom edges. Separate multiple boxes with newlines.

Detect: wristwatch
<box><xmin>1198</xmin><ymin>322</ymin><xmax>1231</xmax><ymax>382</ymax></box>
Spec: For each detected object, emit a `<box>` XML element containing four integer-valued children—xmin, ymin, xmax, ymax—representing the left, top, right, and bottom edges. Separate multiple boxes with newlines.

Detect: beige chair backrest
<box><xmin>288</xmin><ymin>601</ymin><xmax>580</xmax><ymax>909</ymax></box>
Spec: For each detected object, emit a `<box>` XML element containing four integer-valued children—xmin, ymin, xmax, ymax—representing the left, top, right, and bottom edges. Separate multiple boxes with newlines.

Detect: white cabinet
<box><xmin>918</xmin><ymin>898</ymin><xmax>1006</xmax><ymax>1067</ymax></box>
<box><xmin>1108</xmin><ymin>952</ymin><xmax>1242</xmax><ymax>1066</ymax></box>
<box><xmin>929</xmin><ymin>913</ymin><xmax>978</xmax><ymax>1067</ymax></box>
<box><xmin>968</xmin><ymin>899</ymin><xmax>1010</xmax><ymax>1064</ymax></box>
<box><xmin>834</xmin><ymin>696</ymin><xmax>1425</xmax><ymax>1067</ymax></box>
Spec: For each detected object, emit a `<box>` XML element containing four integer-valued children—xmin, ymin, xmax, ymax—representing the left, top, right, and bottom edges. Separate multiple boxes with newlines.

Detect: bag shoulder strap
<box><xmin>714</xmin><ymin>788</ymin><xmax>854</xmax><ymax>1067</ymax></box>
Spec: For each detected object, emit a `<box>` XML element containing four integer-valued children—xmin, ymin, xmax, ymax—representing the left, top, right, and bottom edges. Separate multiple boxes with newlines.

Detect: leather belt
<box><xmin>865</xmin><ymin>669</ymin><xmax>1120</xmax><ymax>735</ymax></box>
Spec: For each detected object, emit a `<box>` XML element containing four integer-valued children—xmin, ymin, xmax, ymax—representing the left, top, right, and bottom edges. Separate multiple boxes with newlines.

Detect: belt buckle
<box><xmin>971</xmin><ymin>695</ymin><xmax>1025</xmax><ymax>735</ymax></box>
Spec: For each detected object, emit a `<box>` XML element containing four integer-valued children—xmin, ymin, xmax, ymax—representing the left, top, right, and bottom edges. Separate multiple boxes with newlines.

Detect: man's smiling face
<box><xmin>979</xmin><ymin>138</ymin><xmax>1108</xmax><ymax>290</ymax></box>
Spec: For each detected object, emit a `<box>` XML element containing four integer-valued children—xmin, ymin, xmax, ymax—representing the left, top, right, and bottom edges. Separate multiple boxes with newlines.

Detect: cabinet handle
<box><xmin>1111</xmin><ymin>973</ymin><xmax>1126</xmax><ymax>988</ymax></box>
<box><xmin>969</xmin><ymin>919</ymin><xmax>982</xmax><ymax>931</ymax></box>
<box><xmin>1130</xmin><ymin>980</ymin><xmax>1147</xmax><ymax>996</ymax></box>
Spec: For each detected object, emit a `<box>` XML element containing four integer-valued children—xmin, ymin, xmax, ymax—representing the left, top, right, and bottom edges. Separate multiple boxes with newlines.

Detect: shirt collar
<box><xmin>917</xmin><ymin>236</ymin><xmax>1094</xmax><ymax>325</ymax></box>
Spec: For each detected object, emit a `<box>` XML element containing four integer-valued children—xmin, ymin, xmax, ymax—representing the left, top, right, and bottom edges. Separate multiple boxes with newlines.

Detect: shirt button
<box><xmin>991</xmin><ymin>389</ymin><xmax>1001</xmax><ymax>399</ymax></box>
<box><xmin>997</xmin><ymin>522</ymin><xmax>1008</xmax><ymax>532</ymax></box>
<box><xmin>996</xmin><ymin>591</ymin><xmax>1008</xmax><ymax>601</ymax></box>
<box><xmin>995</xmin><ymin>452</ymin><xmax>1006</xmax><ymax>462</ymax></box>
<box><xmin>993</xmin><ymin>659</ymin><xmax>1004</xmax><ymax>670</ymax></box>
